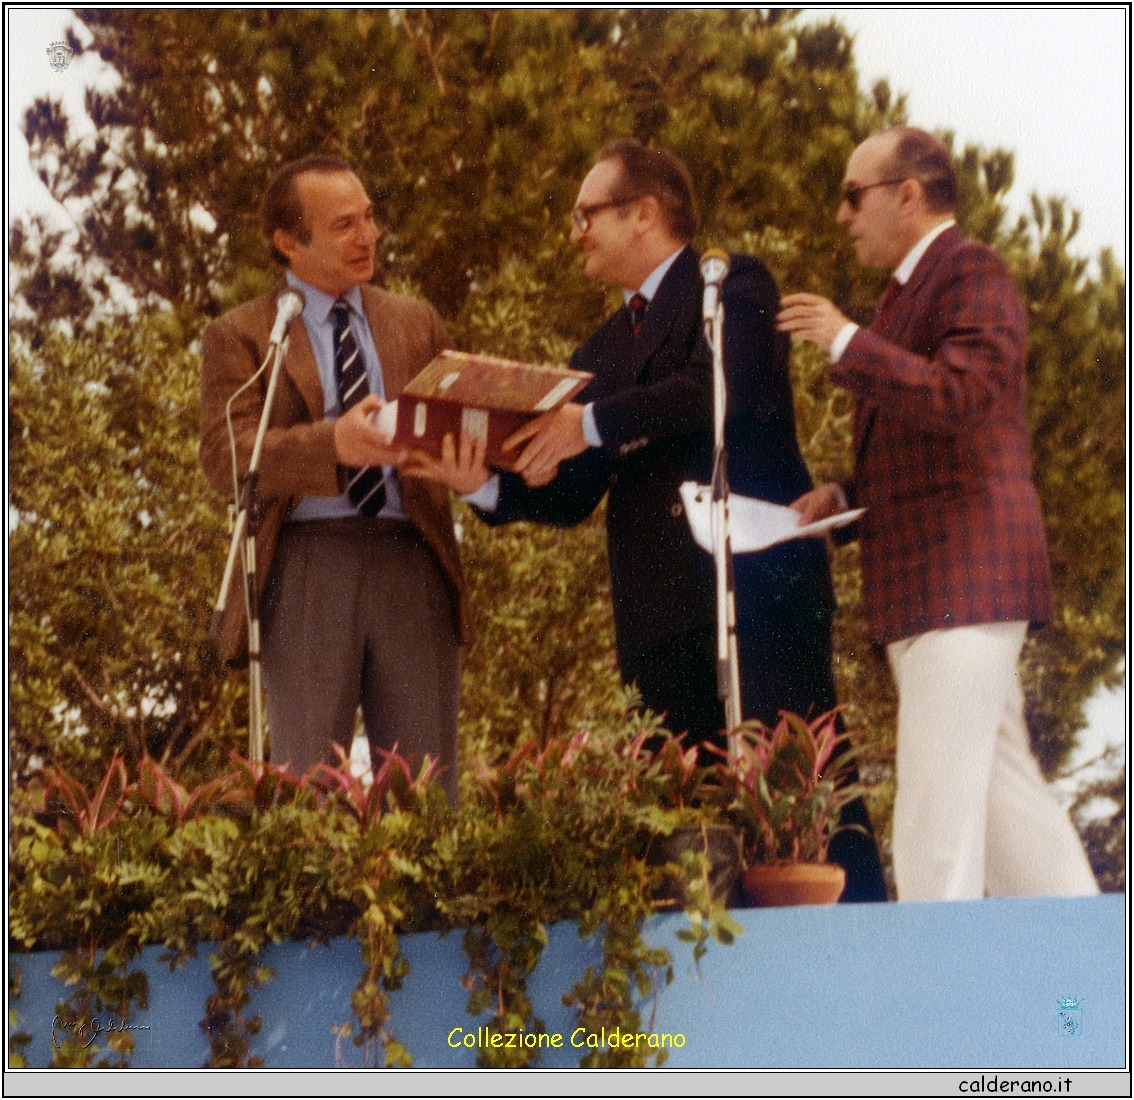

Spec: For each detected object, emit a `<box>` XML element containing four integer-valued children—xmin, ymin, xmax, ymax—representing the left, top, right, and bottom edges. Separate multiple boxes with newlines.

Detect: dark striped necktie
<box><xmin>628</xmin><ymin>292</ymin><xmax>648</xmax><ymax>337</ymax></box>
<box><xmin>331</xmin><ymin>298</ymin><xmax>387</xmax><ymax>516</ymax></box>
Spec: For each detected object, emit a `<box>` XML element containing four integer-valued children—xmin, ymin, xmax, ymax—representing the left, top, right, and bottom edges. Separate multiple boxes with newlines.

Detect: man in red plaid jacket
<box><xmin>777</xmin><ymin>127</ymin><xmax>1097</xmax><ymax>902</ymax></box>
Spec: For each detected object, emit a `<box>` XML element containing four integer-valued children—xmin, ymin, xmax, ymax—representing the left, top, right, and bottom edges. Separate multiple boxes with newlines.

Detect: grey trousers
<box><xmin>261</xmin><ymin>516</ymin><xmax>460</xmax><ymax>802</ymax></box>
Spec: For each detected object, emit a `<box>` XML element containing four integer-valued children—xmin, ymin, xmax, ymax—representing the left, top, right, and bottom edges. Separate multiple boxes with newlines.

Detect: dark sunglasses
<box><xmin>842</xmin><ymin>177</ymin><xmax>908</xmax><ymax>212</ymax></box>
<box><xmin>571</xmin><ymin>196</ymin><xmax>639</xmax><ymax>233</ymax></box>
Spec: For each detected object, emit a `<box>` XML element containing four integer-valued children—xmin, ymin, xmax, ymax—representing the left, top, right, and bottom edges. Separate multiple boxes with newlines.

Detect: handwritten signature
<box><xmin>52</xmin><ymin>1014</ymin><xmax>151</xmax><ymax>1048</ymax></box>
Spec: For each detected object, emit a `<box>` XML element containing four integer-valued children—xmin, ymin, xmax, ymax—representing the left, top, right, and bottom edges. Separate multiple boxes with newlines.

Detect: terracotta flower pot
<box><xmin>740</xmin><ymin>862</ymin><xmax>846</xmax><ymax>908</ymax></box>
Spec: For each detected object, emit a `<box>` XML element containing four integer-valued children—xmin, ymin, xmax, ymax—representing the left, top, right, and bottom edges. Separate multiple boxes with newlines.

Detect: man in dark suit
<box><xmin>200</xmin><ymin>155</ymin><xmax>468</xmax><ymax>799</ymax></box>
<box><xmin>778</xmin><ymin>127</ymin><xmax>1097</xmax><ymax>900</ymax></box>
<box><xmin>422</xmin><ymin>139</ymin><xmax>885</xmax><ymax>900</ymax></box>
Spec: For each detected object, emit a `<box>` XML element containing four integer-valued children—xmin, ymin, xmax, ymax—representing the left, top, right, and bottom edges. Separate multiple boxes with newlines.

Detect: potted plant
<box><xmin>712</xmin><ymin>711</ymin><xmax>865</xmax><ymax>907</ymax></box>
<box><xmin>636</xmin><ymin>731</ymin><xmax>743</xmax><ymax>911</ymax></box>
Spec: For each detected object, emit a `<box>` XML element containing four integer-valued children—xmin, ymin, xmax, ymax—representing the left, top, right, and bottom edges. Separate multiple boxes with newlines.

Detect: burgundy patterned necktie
<box><xmin>331</xmin><ymin>299</ymin><xmax>387</xmax><ymax>516</ymax></box>
<box><xmin>628</xmin><ymin>292</ymin><xmax>648</xmax><ymax>337</ymax></box>
<box><xmin>871</xmin><ymin>278</ymin><xmax>902</xmax><ymax>334</ymax></box>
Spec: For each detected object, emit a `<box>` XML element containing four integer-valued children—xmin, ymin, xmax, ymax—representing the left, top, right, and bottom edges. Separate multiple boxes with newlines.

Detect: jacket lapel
<box><xmin>853</xmin><ymin>227</ymin><xmax>962</xmax><ymax>462</ymax></box>
<box><xmin>880</xmin><ymin>224</ymin><xmax>960</xmax><ymax>344</ymax></box>
<box><xmin>275</xmin><ymin>279</ymin><xmax>326</xmax><ymax>422</ymax></box>
<box><xmin>620</xmin><ymin>245</ymin><xmax>699</xmax><ymax>387</ymax></box>
<box><xmin>283</xmin><ymin>321</ymin><xmax>325</xmax><ymax>422</ymax></box>
<box><xmin>360</xmin><ymin>285</ymin><xmax>417</xmax><ymax>400</ymax></box>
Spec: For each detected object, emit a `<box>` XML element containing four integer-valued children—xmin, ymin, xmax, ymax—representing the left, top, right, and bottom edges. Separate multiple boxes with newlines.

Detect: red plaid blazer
<box><xmin>831</xmin><ymin>226</ymin><xmax>1053</xmax><ymax>644</ymax></box>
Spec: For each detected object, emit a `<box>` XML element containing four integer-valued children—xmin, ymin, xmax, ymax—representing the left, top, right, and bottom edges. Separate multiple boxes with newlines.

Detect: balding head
<box><xmin>838</xmin><ymin>128</ymin><xmax>956</xmax><ymax>271</ymax></box>
<box><xmin>878</xmin><ymin>127</ymin><xmax>959</xmax><ymax>214</ymax></box>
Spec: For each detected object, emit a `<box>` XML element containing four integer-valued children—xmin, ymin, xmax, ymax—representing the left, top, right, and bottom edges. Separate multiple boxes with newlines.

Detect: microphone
<box><xmin>269</xmin><ymin>289</ymin><xmax>306</xmax><ymax>345</ymax></box>
<box><xmin>700</xmin><ymin>249</ymin><xmax>730</xmax><ymax>320</ymax></box>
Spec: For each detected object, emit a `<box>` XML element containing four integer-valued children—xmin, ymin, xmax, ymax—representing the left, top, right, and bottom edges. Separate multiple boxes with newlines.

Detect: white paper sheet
<box><xmin>679</xmin><ymin>481</ymin><xmax>865</xmax><ymax>555</ymax></box>
<box><xmin>372</xmin><ymin>399</ymin><xmax>398</xmax><ymax>441</ymax></box>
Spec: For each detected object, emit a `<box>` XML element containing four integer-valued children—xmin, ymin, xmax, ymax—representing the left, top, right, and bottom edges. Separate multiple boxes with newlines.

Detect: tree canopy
<box><xmin>10</xmin><ymin>9</ymin><xmax>1124</xmax><ymax>884</ymax></box>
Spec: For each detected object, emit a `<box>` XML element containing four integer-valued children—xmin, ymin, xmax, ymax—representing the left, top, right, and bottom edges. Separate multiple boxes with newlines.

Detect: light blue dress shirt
<box><xmin>285</xmin><ymin>272</ymin><xmax>407</xmax><ymax>521</ymax></box>
<box><xmin>580</xmin><ymin>245</ymin><xmax>684</xmax><ymax>446</ymax></box>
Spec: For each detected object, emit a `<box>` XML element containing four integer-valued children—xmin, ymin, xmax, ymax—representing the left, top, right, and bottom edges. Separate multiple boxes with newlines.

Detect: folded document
<box><xmin>679</xmin><ymin>481</ymin><xmax>864</xmax><ymax>555</ymax></box>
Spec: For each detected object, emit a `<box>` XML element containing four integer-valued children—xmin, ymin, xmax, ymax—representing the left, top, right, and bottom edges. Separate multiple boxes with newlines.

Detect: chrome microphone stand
<box><xmin>212</xmin><ymin>298</ymin><xmax>301</xmax><ymax>763</ymax></box>
<box><xmin>700</xmin><ymin>250</ymin><xmax>743</xmax><ymax>742</ymax></box>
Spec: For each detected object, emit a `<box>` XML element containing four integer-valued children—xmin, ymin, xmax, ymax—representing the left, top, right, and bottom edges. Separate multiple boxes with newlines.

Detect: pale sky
<box><xmin>5</xmin><ymin>5</ymin><xmax>1126</xmax><ymax>763</ymax></box>
<box><xmin>7</xmin><ymin>7</ymin><xmax>1129</xmax><ymax>264</ymax></box>
<box><xmin>805</xmin><ymin>6</ymin><xmax>1127</xmax><ymax>265</ymax></box>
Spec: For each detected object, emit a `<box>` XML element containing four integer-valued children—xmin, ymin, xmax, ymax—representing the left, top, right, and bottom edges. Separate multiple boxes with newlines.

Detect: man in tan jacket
<box><xmin>200</xmin><ymin>155</ymin><xmax>467</xmax><ymax>799</ymax></box>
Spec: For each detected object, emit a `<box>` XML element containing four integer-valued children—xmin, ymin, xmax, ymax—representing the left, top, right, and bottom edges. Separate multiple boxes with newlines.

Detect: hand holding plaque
<box><xmin>382</xmin><ymin>350</ymin><xmax>592</xmax><ymax>473</ymax></box>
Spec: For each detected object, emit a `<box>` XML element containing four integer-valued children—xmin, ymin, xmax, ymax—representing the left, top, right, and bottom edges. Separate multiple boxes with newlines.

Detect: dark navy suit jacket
<box><xmin>484</xmin><ymin>247</ymin><xmax>887</xmax><ymax>901</ymax></box>
<box><xmin>485</xmin><ymin>245</ymin><xmax>834</xmax><ymax>677</ymax></box>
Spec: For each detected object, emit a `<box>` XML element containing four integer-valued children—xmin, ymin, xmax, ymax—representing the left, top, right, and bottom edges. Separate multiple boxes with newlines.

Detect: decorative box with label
<box><xmin>381</xmin><ymin>350</ymin><xmax>593</xmax><ymax>471</ymax></box>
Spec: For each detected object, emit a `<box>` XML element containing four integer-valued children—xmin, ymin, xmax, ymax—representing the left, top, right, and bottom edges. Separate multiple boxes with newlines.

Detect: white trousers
<box><xmin>887</xmin><ymin>621</ymin><xmax>1098</xmax><ymax>901</ymax></box>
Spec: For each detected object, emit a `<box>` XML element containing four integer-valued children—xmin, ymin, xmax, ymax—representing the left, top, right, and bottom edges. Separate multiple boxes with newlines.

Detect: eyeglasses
<box><xmin>571</xmin><ymin>197</ymin><xmax>639</xmax><ymax>233</ymax></box>
<box><xmin>842</xmin><ymin>178</ymin><xmax>908</xmax><ymax>212</ymax></box>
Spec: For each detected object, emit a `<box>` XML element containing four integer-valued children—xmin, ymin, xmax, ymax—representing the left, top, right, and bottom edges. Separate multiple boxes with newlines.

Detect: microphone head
<box><xmin>268</xmin><ymin>288</ymin><xmax>307</xmax><ymax>343</ymax></box>
<box><xmin>278</xmin><ymin>288</ymin><xmax>306</xmax><ymax>320</ymax></box>
<box><xmin>700</xmin><ymin>248</ymin><xmax>731</xmax><ymax>285</ymax></box>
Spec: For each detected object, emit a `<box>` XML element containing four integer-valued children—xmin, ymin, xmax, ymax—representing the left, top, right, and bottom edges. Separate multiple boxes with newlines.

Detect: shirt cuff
<box><xmin>829</xmin><ymin>322</ymin><xmax>859</xmax><ymax>363</ymax></box>
<box><xmin>582</xmin><ymin>403</ymin><xmax>603</xmax><ymax>448</ymax></box>
<box><xmin>461</xmin><ymin>473</ymin><xmax>500</xmax><ymax>512</ymax></box>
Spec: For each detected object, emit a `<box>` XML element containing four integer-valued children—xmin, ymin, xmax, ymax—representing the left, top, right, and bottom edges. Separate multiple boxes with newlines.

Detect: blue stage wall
<box><xmin>9</xmin><ymin>894</ymin><xmax>1124</xmax><ymax>1069</ymax></box>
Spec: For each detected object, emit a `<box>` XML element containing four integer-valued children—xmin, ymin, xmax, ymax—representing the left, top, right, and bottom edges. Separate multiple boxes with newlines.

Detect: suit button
<box><xmin>609</xmin><ymin>472</ymin><xmax>619</xmax><ymax>486</ymax></box>
<box><xmin>670</xmin><ymin>502</ymin><xmax>683</xmax><ymax>517</ymax></box>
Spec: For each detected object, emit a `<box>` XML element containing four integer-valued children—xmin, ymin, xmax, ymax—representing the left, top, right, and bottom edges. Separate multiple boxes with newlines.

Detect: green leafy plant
<box><xmin>8</xmin><ymin>969</ymin><xmax>33</xmax><ymax>1068</ymax></box>
<box><xmin>440</xmin><ymin>722</ymin><xmax>675</xmax><ymax>1067</ymax></box>
<box><xmin>715</xmin><ymin>711</ymin><xmax>865</xmax><ymax>866</ymax></box>
<box><xmin>8</xmin><ymin>757</ymin><xmax>154</xmax><ymax>1066</ymax></box>
<box><xmin>9</xmin><ymin>749</ymin><xmax>433</xmax><ymax>1067</ymax></box>
<box><xmin>11</xmin><ymin>714</ymin><xmax>743</xmax><ymax>1070</ymax></box>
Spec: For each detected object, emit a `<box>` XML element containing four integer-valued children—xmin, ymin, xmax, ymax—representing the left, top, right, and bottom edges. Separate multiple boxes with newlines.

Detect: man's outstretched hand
<box><xmin>503</xmin><ymin>403</ymin><xmax>587</xmax><ymax>488</ymax></box>
<box><xmin>776</xmin><ymin>293</ymin><xmax>851</xmax><ymax>353</ymax></box>
<box><xmin>334</xmin><ymin>396</ymin><xmax>408</xmax><ymax>467</ymax></box>
<box><xmin>789</xmin><ymin>483</ymin><xmax>844</xmax><ymax>526</ymax></box>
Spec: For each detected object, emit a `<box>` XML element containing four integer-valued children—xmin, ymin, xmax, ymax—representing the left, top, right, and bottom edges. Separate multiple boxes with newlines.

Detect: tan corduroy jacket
<box><xmin>199</xmin><ymin>282</ymin><xmax>469</xmax><ymax>666</ymax></box>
